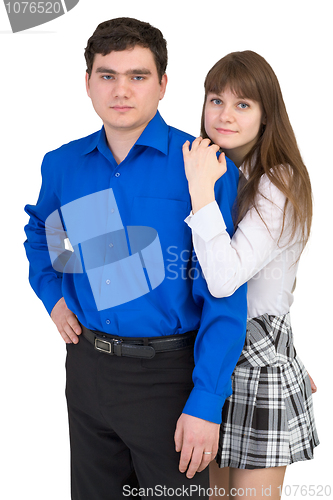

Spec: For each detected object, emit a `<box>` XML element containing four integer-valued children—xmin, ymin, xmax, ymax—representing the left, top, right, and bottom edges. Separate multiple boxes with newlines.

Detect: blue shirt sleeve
<box><xmin>24</xmin><ymin>153</ymin><xmax>64</xmax><ymax>315</ymax></box>
<box><xmin>182</xmin><ymin>160</ymin><xmax>247</xmax><ymax>423</ymax></box>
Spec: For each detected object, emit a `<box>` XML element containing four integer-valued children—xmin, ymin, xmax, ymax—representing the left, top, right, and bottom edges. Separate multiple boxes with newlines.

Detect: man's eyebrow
<box><xmin>95</xmin><ymin>67</ymin><xmax>152</xmax><ymax>75</ymax></box>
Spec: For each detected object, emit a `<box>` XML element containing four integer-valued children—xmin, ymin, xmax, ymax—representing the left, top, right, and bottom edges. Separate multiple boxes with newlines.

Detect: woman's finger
<box><xmin>182</xmin><ymin>140</ymin><xmax>190</xmax><ymax>155</ymax></box>
<box><xmin>190</xmin><ymin>137</ymin><xmax>204</xmax><ymax>151</ymax></box>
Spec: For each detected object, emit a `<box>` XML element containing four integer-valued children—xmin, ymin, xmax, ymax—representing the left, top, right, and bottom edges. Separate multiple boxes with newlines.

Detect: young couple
<box><xmin>24</xmin><ymin>17</ymin><xmax>318</xmax><ymax>500</ymax></box>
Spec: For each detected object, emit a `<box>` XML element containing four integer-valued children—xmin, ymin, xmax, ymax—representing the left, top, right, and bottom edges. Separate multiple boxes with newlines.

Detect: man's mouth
<box><xmin>111</xmin><ymin>106</ymin><xmax>134</xmax><ymax>112</ymax></box>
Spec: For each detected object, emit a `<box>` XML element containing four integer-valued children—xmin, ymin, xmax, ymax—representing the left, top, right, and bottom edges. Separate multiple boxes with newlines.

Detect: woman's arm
<box><xmin>186</xmin><ymin>175</ymin><xmax>296</xmax><ymax>298</ymax></box>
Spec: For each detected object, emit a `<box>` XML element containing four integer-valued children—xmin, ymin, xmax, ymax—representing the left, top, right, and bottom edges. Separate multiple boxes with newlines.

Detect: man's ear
<box><xmin>159</xmin><ymin>74</ymin><xmax>168</xmax><ymax>101</ymax></box>
<box><xmin>85</xmin><ymin>72</ymin><xmax>91</xmax><ymax>98</ymax></box>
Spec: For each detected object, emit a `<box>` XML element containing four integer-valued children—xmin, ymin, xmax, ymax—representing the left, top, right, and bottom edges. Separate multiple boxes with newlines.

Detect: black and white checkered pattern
<box><xmin>217</xmin><ymin>313</ymin><xmax>319</xmax><ymax>469</ymax></box>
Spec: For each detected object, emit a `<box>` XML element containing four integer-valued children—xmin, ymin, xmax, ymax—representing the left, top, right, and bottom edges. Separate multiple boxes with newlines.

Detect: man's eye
<box><xmin>102</xmin><ymin>75</ymin><xmax>114</xmax><ymax>80</ymax></box>
<box><xmin>133</xmin><ymin>76</ymin><xmax>145</xmax><ymax>81</ymax></box>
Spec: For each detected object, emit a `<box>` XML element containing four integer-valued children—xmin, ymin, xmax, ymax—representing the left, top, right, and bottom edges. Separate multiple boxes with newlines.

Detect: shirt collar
<box><xmin>135</xmin><ymin>111</ymin><xmax>169</xmax><ymax>155</ymax></box>
<box><xmin>239</xmin><ymin>163</ymin><xmax>248</xmax><ymax>178</ymax></box>
<box><xmin>81</xmin><ymin>110</ymin><xmax>169</xmax><ymax>157</ymax></box>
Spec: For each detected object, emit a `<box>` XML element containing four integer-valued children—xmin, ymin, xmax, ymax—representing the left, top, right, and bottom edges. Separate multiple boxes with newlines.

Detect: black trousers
<box><xmin>65</xmin><ymin>334</ymin><xmax>209</xmax><ymax>499</ymax></box>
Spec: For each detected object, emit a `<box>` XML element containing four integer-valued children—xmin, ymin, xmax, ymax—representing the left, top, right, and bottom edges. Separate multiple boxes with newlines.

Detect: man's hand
<box><xmin>51</xmin><ymin>297</ymin><xmax>82</xmax><ymax>344</ymax></box>
<box><xmin>174</xmin><ymin>413</ymin><xmax>219</xmax><ymax>479</ymax></box>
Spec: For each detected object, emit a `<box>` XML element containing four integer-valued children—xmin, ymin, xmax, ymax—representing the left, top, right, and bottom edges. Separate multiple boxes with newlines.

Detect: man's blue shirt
<box><xmin>24</xmin><ymin>111</ymin><xmax>247</xmax><ymax>423</ymax></box>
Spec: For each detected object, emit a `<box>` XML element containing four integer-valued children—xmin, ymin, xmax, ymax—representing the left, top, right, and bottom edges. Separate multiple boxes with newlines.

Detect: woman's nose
<box><xmin>219</xmin><ymin>105</ymin><xmax>233</xmax><ymax>122</ymax></box>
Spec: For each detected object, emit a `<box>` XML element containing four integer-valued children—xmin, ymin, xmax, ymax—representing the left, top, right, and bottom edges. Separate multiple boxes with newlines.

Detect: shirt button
<box><xmin>106</xmin><ymin>319</ymin><xmax>111</xmax><ymax>325</ymax></box>
<box><xmin>111</xmin><ymin>209</ymin><xmax>115</xmax><ymax>213</ymax></box>
<box><xmin>115</xmin><ymin>172</ymin><xmax>120</xmax><ymax>177</ymax></box>
<box><xmin>109</xmin><ymin>243</ymin><xmax>114</xmax><ymax>248</ymax></box>
<box><xmin>106</xmin><ymin>280</ymin><xmax>110</xmax><ymax>285</ymax></box>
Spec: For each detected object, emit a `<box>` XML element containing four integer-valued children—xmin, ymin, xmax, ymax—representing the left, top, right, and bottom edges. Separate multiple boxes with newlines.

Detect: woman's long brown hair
<box><xmin>201</xmin><ymin>50</ymin><xmax>312</xmax><ymax>251</ymax></box>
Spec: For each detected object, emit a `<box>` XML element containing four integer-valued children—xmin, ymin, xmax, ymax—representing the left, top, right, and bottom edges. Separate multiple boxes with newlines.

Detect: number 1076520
<box><xmin>5</xmin><ymin>2</ymin><xmax>62</xmax><ymax>14</ymax></box>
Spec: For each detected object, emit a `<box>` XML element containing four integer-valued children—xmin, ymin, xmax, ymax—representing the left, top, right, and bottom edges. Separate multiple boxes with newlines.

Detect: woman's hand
<box><xmin>183</xmin><ymin>137</ymin><xmax>227</xmax><ymax>213</ymax></box>
<box><xmin>308</xmin><ymin>373</ymin><xmax>317</xmax><ymax>394</ymax></box>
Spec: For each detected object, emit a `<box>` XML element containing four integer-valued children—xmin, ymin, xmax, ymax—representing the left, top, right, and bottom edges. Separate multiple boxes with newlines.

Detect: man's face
<box><xmin>86</xmin><ymin>46</ymin><xmax>167</xmax><ymax>137</ymax></box>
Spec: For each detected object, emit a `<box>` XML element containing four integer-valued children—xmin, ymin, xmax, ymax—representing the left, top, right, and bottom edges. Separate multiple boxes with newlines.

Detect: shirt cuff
<box><xmin>184</xmin><ymin>201</ymin><xmax>227</xmax><ymax>242</ymax></box>
<box><xmin>182</xmin><ymin>386</ymin><xmax>232</xmax><ymax>424</ymax></box>
<box><xmin>39</xmin><ymin>278</ymin><xmax>64</xmax><ymax>316</ymax></box>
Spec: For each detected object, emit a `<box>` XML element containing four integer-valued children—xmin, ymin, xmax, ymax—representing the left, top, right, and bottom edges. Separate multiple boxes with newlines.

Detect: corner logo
<box><xmin>45</xmin><ymin>189</ymin><xmax>165</xmax><ymax>311</ymax></box>
<box><xmin>3</xmin><ymin>0</ymin><xmax>79</xmax><ymax>33</ymax></box>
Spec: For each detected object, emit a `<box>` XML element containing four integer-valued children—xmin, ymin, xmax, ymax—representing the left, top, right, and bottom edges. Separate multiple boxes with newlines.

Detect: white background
<box><xmin>1</xmin><ymin>0</ymin><xmax>332</xmax><ymax>498</ymax></box>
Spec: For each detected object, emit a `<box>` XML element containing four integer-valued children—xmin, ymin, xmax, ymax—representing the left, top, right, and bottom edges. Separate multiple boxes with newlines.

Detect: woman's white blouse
<box><xmin>185</xmin><ymin>173</ymin><xmax>303</xmax><ymax>319</ymax></box>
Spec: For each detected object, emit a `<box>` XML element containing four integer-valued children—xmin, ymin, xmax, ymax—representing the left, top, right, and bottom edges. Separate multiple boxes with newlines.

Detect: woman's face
<box><xmin>204</xmin><ymin>87</ymin><xmax>265</xmax><ymax>167</ymax></box>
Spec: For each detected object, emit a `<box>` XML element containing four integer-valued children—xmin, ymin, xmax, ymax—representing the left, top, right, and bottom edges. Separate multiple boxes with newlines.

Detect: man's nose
<box><xmin>113</xmin><ymin>77</ymin><xmax>130</xmax><ymax>98</ymax></box>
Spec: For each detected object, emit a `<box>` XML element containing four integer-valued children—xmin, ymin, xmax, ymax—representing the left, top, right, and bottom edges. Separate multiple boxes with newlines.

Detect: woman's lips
<box><xmin>216</xmin><ymin>128</ymin><xmax>237</xmax><ymax>135</ymax></box>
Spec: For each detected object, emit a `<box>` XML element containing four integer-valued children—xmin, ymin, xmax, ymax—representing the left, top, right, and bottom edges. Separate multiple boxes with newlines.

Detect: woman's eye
<box><xmin>238</xmin><ymin>102</ymin><xmax>249</xmax><ymax>109</ymax></box>
<box><xmin>212</xmin><ymin>98</ymin><xmax>222</xmax><ymax>105</ymax></box>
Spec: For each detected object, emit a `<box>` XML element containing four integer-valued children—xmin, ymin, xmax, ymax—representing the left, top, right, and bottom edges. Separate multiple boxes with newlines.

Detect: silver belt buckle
<box><xmin>94</xmin><ymin>338</ymin><xmax>112</xmax><ymax>353</ymax></box>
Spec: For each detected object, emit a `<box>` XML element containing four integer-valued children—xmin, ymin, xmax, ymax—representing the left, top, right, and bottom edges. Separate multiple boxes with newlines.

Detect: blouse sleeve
<box><xmin>185</xmin><ymin>175</ymin><xmax>296</xmax><ymax>298</ymax></box>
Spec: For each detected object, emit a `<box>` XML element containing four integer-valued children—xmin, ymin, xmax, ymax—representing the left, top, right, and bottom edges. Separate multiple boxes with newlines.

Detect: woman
<box><xmin>183</xmin><ymin>51</ymin><xmax>319</xmax><ymax>499</ymax></box>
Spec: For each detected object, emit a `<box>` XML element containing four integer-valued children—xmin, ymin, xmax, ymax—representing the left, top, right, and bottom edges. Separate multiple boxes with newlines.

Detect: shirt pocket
<box><xmin>130</xmin><ymin>196</ymin><xmax>190</xmax><ymax>252</ymax></box>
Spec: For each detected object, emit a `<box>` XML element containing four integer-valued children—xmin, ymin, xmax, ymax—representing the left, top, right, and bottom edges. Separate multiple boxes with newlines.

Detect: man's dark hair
<box><xmin>84</xmin><ymin>17</ymin><xmax>168</xmax><ymax>83</ymax></box>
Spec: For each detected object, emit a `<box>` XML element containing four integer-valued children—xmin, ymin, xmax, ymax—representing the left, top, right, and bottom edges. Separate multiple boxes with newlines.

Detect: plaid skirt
<box><xmin>217</xmin><ymin>313</ymin><xmax>319</xmax><ymax>469</ymax></box>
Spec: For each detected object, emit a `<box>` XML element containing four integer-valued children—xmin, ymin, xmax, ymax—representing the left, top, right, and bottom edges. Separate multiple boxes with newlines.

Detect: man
<box><xmin>24</xmin><ymin>18</ymin><xmax>247</xmax><ymax>499</ymax></box>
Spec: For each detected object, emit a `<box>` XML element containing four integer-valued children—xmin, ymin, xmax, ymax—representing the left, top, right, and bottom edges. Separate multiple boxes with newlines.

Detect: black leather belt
<box><xmin>81</xmin><ymin>324</ymin><xmax>197</xmax><ymax>359</ymax></box>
